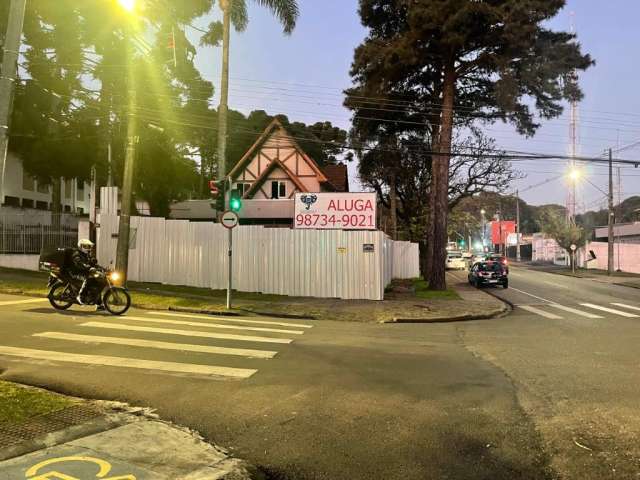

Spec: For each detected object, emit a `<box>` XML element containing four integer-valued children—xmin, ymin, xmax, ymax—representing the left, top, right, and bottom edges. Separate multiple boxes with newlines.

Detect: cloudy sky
<box><xmin>187</xmin><ymin>0</ymin><xmax>640</xmax><ymax>210</ymax></box>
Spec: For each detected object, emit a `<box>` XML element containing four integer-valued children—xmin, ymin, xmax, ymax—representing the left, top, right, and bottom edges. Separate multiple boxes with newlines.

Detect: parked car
<box><xmin>446</xmin><ymin>251</ymin><xmax>467</xmax><ymax>270</ymax></box>
<box><xmin>485</xmin><ymin>254</ymin><xmax>509</xmax><ymax>273</ymax></box>
<box><xmin>468</xmin><ymin>261</ymin><xmax>509</xmax><ymax>288</ymax></box>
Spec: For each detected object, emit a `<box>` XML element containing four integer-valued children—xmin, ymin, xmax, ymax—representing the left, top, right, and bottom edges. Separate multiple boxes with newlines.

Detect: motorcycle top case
<box><xmin>39</xmin><ymin>247</ymin><xmax>74</xmax><ymax>271</ymax></box>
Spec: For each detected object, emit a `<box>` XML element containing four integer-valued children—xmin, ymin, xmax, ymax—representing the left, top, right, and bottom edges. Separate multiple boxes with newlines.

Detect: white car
<box><xmin>446</xmin><ymin>251</ymin><xmax>467</xmax><ymax>270</ymax></box>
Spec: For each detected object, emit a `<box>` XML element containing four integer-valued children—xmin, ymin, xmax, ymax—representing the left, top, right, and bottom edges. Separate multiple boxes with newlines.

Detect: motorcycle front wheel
<box><xmin>103</xmin><ymin>287</ymin><xmax>131</xmax><ymax>316</ymax></box>
<box><xmin>48</xmin><ymin>283</ymin><xmax>74</xmax><ymax>310</ymax></box>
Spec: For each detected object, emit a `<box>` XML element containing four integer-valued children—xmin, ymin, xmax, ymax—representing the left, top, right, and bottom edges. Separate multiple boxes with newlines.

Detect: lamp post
<box><xmin>480</xmin><ymin>209</ymin><xmax>486</xmax><ymax>252</ymax></box>
<box><xmin>114</xmin><ymin>0</ymin><xmax>137</xmax><ymax>283</ymax></box>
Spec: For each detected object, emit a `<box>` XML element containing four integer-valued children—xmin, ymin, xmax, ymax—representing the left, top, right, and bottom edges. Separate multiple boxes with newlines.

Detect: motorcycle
<box><xmin>42</xmin><ymin>254</ymin><xmax>131</xmax><ymax>316</ymax></box>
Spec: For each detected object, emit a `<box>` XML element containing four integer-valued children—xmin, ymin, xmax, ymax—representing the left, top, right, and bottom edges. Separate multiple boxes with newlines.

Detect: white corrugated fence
<box><xmin>97</xmin><ymin>214</ymin><xmax>419</xmax><ymax>300</ymax></box>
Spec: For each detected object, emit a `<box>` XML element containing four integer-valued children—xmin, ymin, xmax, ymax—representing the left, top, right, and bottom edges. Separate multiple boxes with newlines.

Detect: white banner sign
<box><xmin>294</xmin><ymin>193</ymin><xmax>377</xmax><ymax>230</ymax></box>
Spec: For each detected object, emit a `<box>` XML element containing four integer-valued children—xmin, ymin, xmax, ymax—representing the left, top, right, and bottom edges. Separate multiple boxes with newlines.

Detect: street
<box><xmin>1</xmin><ymin>266</ymin><xmax>639</xmax><ymax>479</ymax></box>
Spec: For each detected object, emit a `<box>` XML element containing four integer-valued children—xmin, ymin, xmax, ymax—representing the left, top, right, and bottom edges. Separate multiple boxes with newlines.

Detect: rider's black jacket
<box><xmin>70</xmin><ymin>249</ymin><xmax>97</xmax><ymax>275</ymax></box>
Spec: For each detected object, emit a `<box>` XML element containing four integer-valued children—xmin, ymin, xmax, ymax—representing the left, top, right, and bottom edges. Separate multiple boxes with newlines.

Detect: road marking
<box><xmin>0</xmin><ymin>298</ymin><xmax>47</xmax><ymax>306</ymax></box>
<box><xmin>0</xmin><ymin>345</ymin><xmax>257</xmax><ymax>379</ymax></box>
<box><xmin>80</xmin><ymin>321</ymin><xmax>293</xmax><ymax>344</ymax></box>
<box><xmin>124</xmin><ymin>315</ymin><xmax>304</xmax><ymax>335</ymax></box>
<box><xmin>580</xmin><ymin>303</ymin><xmax>640</xmax><ymax>318</ymax></box>
<box><xmin>33</xmin><ymin>332</ymin><xmax>278</xmax><ymax>359</ymax></box>
<box><xmin>509</xmin><ymin>287</ymin><xmax>554</xmax><ymax>304</ymax></box>
<box><xmin>518</xmin><ymin>305</ymin><xmax>563</xmax><ymax>319</ymax></box>
<box><xmin>611</xmin><ymin>303</ymin><xmax>640</xmax><ymax>312</ymax></box>
<box><xmin>547</xmin><ymin>304</ymin><xmax>603</xmax><ymax>319</ymax></box>
<box><xmin>148</xmin><ymin>311</ymin><xmax>313</xmax><ymax>329</ymax></box>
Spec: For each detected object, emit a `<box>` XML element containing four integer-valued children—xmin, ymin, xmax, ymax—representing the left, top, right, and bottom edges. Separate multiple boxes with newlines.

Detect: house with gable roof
<box><xmin>172</xmin><ymin>118</ymin><xmax>349</xmax><ymax>225</ymax></box>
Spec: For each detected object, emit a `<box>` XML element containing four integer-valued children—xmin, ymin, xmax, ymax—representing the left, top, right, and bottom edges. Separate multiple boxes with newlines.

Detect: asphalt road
<box><xmin>0</xmin><ymin>266</ymin><xmax>638</xmax><ymax>480</ymax></box>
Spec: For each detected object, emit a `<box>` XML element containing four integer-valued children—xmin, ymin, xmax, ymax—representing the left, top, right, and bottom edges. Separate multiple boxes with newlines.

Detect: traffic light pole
<box><xmin>227</xmin><ymin>226</ymin><xmax>233</xmax><ymax>309</ymax></box>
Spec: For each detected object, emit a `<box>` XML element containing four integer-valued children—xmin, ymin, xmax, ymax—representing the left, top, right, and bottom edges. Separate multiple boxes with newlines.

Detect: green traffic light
<box><xmin>229</xmin><ymin>189</ymin><xmax>242</xmax><ymax>212</ymax></box>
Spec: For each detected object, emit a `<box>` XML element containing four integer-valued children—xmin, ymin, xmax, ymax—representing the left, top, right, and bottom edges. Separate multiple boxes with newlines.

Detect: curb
<box><xmin>168</xmin><ymin>306</ymin><xmax>316</xmax><ymax>321</ymax></box>
<box><xmin>387</xmin><ymin>303</ymin><xmax>510</xmax><ymax>324</ymax></box>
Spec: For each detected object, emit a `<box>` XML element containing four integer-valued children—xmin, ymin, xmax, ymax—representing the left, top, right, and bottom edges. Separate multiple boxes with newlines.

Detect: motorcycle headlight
<box><xmin>109</xmin><ymin>272</ymin><xmax>121</xmax><ymax>282</ymax></box>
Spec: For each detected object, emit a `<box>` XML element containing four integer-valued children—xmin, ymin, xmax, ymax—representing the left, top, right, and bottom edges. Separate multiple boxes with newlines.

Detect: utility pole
<box><xmin>516</xmin><ymin>190</ymin><xmax>521</xmax><ymax>262</ymax></box>
<box><xmin>216</xmin><ymin>0</ymin><xmax>231</xmax><ymax>210</ymax></box>
<box><xmin>115</xmin><ymin>27</ymin><xmax>137</xmax><ymax>282</ymax></box>
<box><xmin>607</xmin><ymin>148</ymin><xmax>614</xmax><ymax>275</ymax></box>
<box><xmin>0</xmin><ymin>0</ymin><xmax>27</xmax><ymax>206</ymax></box>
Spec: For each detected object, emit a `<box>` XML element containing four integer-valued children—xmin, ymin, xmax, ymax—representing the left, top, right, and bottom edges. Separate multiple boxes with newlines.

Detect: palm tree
<box><xmin>206</xmin><ymin>0</ymin><xmax>299</xmax><ymax>200</ymax></box>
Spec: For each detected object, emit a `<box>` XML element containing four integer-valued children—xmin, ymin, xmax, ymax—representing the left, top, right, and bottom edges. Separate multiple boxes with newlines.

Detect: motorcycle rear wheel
<box><xmin>48</xmin><ymin>283</ymin><xmax>74</xmax><ymax>310</ymax></box>
<box><xmin>103</xmin><ymin>287</ymin><xmax>131</xmax><ymax>316</ymax></box>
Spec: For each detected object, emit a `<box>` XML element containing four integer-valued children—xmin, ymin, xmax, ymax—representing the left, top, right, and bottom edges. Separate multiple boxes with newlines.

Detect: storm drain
<box><xmin>0</xmin><ymin>404</ymin><xmax>104</xmax><ymax>449</ymax></box>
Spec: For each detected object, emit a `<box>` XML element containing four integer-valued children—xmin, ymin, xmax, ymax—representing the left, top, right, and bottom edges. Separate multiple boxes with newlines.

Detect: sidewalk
<box><xmin>0</xmin><ymin>382</ymin><xmax>253</xmax><ymax>479</ymax></box>
<box><xmin>0</xmin><ymin>267</ymin><xmax>508</xmax><ymax>323</ymax></box>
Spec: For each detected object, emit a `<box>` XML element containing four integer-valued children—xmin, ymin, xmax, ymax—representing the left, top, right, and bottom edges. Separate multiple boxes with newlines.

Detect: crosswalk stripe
<box><xmin>0</xmin><ymin>298</ymin><xmax>48</xmax><ymax>306</ymax></box>
<box><xmin>518</xmin><ymin>305</ymin><xmax>563</xmax><ymax>319</ymax></box>
<box><xmin>124</xmin><ymin>315</ymin><xmax>304</xmax><ymax>335</ymax></box>
<box><xmin>80</xmin><ymin>321</ymin><xmax>293</xmax><ymax>344</ymax></box>
<box><xmin>0</xmin><ymin>345</ymin><xmax>257</xmax><ymax>379</ymax></box>
<box><xmin>580</xmin><ymin>303</ymin><xmax>640</xmax><ymax>318</ymax></box>
<box><xmin>33</xmin><ymin>332</ymin><xmax>278</xmax><ymax>359</ymax></box>
<box><xmin>611</xmin><ymin>303</ymin><xmax>640</xmax><ymax>312</ymax></box>
<box><xmin>148</xmin><ymin>311</ymin><xmax>313</xmax><ymax>329</ymax></box>
<box><xmin>547</xmin><ymin>304</ymin><xmax>603</xmax><ymax>319</ymax></box>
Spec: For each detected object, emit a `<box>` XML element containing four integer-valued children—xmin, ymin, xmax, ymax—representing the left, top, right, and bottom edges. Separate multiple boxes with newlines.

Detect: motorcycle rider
<box><xmin>72</xmin><ymin>239</ymin><xmax>98</xmax><ymax>305</ymax></box>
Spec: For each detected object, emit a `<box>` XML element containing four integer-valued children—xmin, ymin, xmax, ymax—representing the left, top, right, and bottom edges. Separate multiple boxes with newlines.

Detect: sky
<box><xmin>187</xmin><ymin>0</ymin><xmax>640</xmax><ymax>211</ymax></box>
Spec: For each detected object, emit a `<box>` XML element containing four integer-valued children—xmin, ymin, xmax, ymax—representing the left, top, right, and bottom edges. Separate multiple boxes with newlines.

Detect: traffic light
<box><xmin>229</xmin><ymin>189</ymin><xmax>242</xmax><ymax>213</ymax></box>
<box><xmin>459</xmin><ymin>239</ymin><xmax>466</xmax><ymax>248</ymax></box>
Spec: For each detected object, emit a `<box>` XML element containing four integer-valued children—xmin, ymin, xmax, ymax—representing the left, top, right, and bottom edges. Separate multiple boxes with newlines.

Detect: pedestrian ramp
<box><xmin>0</xmin><ymin>311</ymin><xmax>314</xmax><ymax>380</ymax></box>
<box><xmin>516</xmin><ymin>302</ymin><xmax>640</xmax><ymax>320</ymax></box>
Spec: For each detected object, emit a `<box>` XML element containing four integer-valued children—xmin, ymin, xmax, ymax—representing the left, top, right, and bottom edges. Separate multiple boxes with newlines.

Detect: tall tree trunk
<box><xmin>51</xmin><ymin>177</ymin><xmax>61</xmax><ymax>229</ymax></box>
<box><xmin>428</xmin><ymin>61</ymin><xmax>456</xmax><ymax>291</ymax></box>
<box><xmin>389</xmin><ymin>173</ymin><xmax>397</xmax><ymax>240</ymax></box>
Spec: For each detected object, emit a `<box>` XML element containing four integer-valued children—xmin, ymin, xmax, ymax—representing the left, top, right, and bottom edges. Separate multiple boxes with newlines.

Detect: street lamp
<box><xmin>480</xmin><ymin>209</ymin><xmax>487</xmax><ymax>251</ymax></box>
<box><xmin>117</xmin><ymin>0</ymin><xmax>136</xmax><ymax>11</ymax></box>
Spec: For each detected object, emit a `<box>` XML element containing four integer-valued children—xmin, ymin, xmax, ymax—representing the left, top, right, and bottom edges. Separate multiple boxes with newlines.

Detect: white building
<box><xmin>1</xmin><ymin>152</ymin><xmax>92</xmax><ymax>222</ymax></box>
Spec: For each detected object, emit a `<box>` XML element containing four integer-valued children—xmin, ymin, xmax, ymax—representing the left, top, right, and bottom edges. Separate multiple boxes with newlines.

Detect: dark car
<box><xmin>486</xmin><ymin>254</ymin><xmax>509</xmax><ymax>273</ymax></box>
<box><xmin>468</xmin><ymin>261</ymin><xmax>508</xmax><ymax>289</ymax></box>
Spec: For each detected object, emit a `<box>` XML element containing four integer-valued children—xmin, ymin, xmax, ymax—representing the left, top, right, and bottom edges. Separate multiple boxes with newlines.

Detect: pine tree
<box><xmin>350</xmin><ymin>0</ymin><xmax>593</xmax><ymax>289</ymax></box>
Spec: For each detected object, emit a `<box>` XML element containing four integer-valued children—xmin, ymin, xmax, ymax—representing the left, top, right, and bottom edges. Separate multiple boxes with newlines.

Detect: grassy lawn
<box><xmin>413</xmin><ymin>279</ymin><xmax>460</xmax><ymax>300</ymax></box>
<box><xmin>0</xmin><ymin>381</ymin><xmax>75</xmax><ymax>425</ymax></box>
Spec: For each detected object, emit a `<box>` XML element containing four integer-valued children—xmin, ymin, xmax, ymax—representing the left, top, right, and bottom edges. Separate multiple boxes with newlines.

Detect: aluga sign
<box><xmin>294</xmin><ymin>192</ymin><xmax>377</xmax><ymax>230</ymax></box>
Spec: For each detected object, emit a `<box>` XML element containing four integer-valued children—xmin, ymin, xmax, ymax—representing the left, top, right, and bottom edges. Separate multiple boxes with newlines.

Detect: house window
<box><xmin>22</xmin><ymin>198</ymin><xmax>34</xmax><ymax>209</ymax></box>
<box><xmin>77</xmin><ymin>179</ymin><xmax>85</xmax><ymax>201</ymax></box>
<box><xmin>236</xmin><ymin>182</ymin><xmax>250</xmax><ymax>196</ymax></box>
<box><xmin>22</xmin><ymin>172</ymin><xmax>35</xmax><ymax>191</ymax></box>
<box><xmin>271</xmin><ymin>181</ymin><xmax>286</xmax><ymax>199</ymax></box>
<box><xmin>37</xmin><ymin>182</ymin><xmax>49</xmax><ymax>194</ymax></box>
<box><xmin>65</xmin><ymin>179</ymin><xmax>73</xmax><ymax>199</ymax></box>
<box><xmin>36</xmin><ymin>201</ymin><xmax>48</xmax><ymax>210</ymax></box>
<box><xmin>4</xmin><ymin>196</ymin><xmax>20</xmax><ymax>207</ymax></box>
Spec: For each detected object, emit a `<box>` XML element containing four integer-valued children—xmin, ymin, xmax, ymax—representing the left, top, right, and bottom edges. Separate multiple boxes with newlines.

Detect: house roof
<box><xmin>322</xmin><ymin>163</ymin><xmax>349</xmax><ymax>192</ymax></box>
<box><xmin>228</xmin><ymin>118</ymin><xmax>329</xmax><ymax>184</ymax></box>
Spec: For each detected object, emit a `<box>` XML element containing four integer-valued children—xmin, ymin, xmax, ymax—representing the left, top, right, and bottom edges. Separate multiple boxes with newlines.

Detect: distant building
<box><xmin>594</xmin><ymin>222</ymin><xmax>640</xmax><ymax>244</ymax></box>
<box><xmin>171</xmin><ymin>119</ymin><xmax>350</xmax><ymax>224</ymax></box>
<box><xmin>1</xmin><ymin>152</ymin><xmax>92</xmax><ymax>225</ymax></box>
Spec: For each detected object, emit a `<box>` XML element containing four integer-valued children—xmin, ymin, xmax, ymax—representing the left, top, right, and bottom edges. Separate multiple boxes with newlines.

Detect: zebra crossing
<box><xmin>516</xmin><ymin>302</ymin><xmax>640</xmax><ymax>320</ymax></box>
<box><xmin>0</xmin><ymin>309</ymin><xmax>314</xmax><ymax>380</ymax></box>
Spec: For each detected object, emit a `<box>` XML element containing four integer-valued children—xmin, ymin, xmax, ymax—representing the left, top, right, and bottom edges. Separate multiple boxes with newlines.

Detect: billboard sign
<box><xmin>294</xmin><ymin>193</ymin><xmax>377</xmax><ymax>230</ymax></box>
<box><xmin>491</xmin><ymin>221</ymin><xmax>516</xmax><ymax>245</ymax></box>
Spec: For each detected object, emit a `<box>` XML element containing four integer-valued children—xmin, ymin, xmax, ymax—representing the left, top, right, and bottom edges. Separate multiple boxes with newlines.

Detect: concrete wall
<box><xmin>0</xmin><ymin>254</ymin><xmax>40</xmax><ymax>271</ymax></box>
<box><xmin>581</xmin><ymin>241</ymin><xmax>640</xmax><ymax>274</ymax></box>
